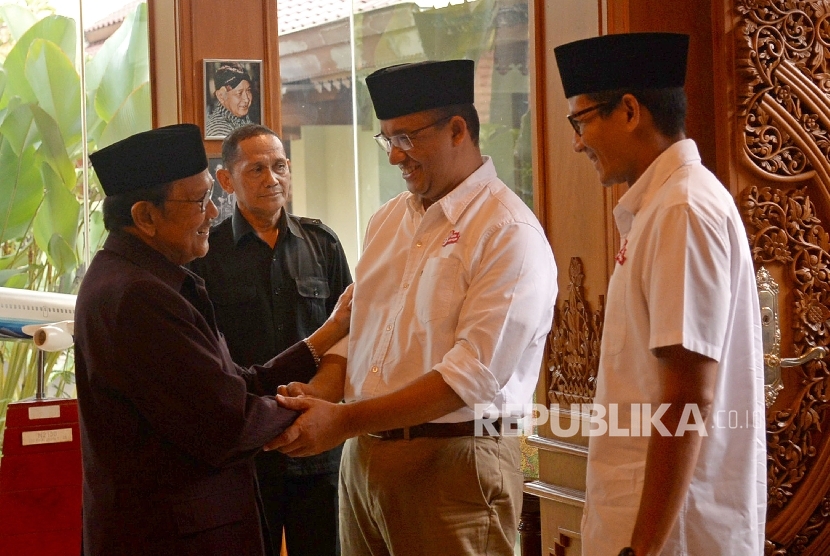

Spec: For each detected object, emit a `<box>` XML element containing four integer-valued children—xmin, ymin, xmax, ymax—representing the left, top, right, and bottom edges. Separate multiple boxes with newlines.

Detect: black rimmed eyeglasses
<box><xmin>566</xmin><ymin>102</ymin><xmax>610</xmax><ymax>136</ymax></box>
<box><xmin>373</xmin><ymin>116</ymin><xmax>453</xmax><ymax>153</ymax></box>
<box><xmin>166</xmin><ymin>188</ymin><xmax>213</xmax><ymax>213</ymax></box>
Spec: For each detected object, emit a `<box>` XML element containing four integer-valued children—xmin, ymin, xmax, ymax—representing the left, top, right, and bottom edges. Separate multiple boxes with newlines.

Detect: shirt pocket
<box><xmin>415</xmin><ymin>256</ymin><xmax>460</xmax><ymax>323</ymax></box>
<box><xmin>296</xmin><ymin>277</ymin><xmax>330</xmax><ymax>300</ymax></box>
<box><xmin>296</xmin><ymin>276</ymin><xmax>330</xmax><ymax>325</ymax></box>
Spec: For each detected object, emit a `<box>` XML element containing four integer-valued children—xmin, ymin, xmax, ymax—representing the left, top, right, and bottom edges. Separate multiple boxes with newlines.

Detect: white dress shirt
<box><xmin>582</xmin><ymin>139</ymin><xmax>767</xmax><ymax>555</ymax></box>
<box><xmin>343</xmin><ymin>157</ymin><xmax>557</xmax><ymax>423</ymax></box>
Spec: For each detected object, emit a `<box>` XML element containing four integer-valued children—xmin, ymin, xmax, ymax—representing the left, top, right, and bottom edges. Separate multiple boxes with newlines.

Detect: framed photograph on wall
<box><xmin>204</xmin><ymin>59</ymin><xmax>262</xmax><ymax>140</ymax></box>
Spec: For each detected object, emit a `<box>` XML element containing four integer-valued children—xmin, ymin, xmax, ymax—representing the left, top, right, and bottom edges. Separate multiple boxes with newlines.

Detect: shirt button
<box><xmin>403</xmin><ymin>283</ymin><xmax>409</xmax><ymax>289</ymax></box>
<box><xmin>371</xmin><ymin>366</ymin><xmax>379</xmax><ymax>373</ymax></box>
<box><xmin>386</xmin><ymin>325</ymin><xmax>392</xmax><ymax>331</ymax></box>
<box><xmin>416</xmin><ymin>241</ymin><xmax>422</xmax><ymax>247</ymax></box>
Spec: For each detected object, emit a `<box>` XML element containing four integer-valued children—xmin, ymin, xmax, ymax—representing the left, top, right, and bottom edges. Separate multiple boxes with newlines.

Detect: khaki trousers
<box><xmin>339</xmin><ymin>433</ymin><xmax>522</xmax><ymax>556</ymax></box>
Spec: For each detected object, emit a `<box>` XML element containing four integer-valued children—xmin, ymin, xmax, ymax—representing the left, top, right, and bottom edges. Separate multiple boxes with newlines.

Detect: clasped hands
<box><xmin>264</xmin><ymin>382</ymin><xmax>351</xmax><ymax>457</ymax></box>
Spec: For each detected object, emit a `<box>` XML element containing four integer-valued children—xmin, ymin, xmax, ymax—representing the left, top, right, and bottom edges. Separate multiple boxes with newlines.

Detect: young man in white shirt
<box><xmin>554</xmin><ymin>33</ymin><xmax>766</xmax><ymax>556</ymax></box>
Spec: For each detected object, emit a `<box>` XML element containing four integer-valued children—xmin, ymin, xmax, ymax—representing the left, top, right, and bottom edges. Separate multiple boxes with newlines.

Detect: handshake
<box><xmin>265</xmin><ymin>351</ymin><xmax>350</xmax><ymax>457</ymax></box>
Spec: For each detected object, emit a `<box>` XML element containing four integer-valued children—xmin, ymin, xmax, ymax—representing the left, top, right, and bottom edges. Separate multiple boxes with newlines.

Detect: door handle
<box><xmin>779</xmin><ymin>346</ymin><xmax>828</xmax><ymax>367</ymax></box>
<box><xmin>758</xmin><ymin>267</ymin><xmax>827</xmax><ymax>407</ymax></box>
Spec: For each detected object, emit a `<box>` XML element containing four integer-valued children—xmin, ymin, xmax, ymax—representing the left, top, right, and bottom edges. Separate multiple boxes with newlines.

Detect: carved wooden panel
<box><xmin>737</xmin><ymin>2</ymin><xmax>830</xmax><ymax>552</ymax></box>
<box><xmin>738</xmin><ymin>0</ymin><xmax>830</xmax><ymax>205</ymax></box>
<box><xmin>547</xmin><ymin>257</ymin><xmax>604</xmax><ymax>407</ymax></box>
<box><xmin>740</xmin><ymin>186</ymin><xmax>830</xmax><ymax>553</ymax></box>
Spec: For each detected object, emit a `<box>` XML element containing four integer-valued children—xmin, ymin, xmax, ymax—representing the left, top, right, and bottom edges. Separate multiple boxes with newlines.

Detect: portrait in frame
<box><xmin>204</xmin><ymin>59</ymin><xmax>262</xmax><ymax>140</ymax></box>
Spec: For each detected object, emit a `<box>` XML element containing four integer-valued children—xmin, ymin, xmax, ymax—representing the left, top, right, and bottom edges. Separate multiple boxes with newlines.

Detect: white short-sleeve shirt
<box><xmin>582</xmin><ymin>140</ymin><xmax>766</xmax><ymax>555</ymax></box>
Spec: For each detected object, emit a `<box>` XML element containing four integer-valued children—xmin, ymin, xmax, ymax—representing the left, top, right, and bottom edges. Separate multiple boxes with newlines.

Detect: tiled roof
<box><xmin>85</xmin><ymin>0</ymin><xmax>143</xmax><ymax>33</ymax></box>
<box><xmin>277</xmin><ymin>0</ymin><xmax>402</xmax><ymax>35</ymax></box>
<box><xmin>83</xmin><ymin>0</ymin><xmax>410</xmax><ymax>37</ymax></box>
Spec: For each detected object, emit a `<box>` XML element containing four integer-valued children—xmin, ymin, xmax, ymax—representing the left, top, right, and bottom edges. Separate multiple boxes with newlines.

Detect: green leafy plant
<box><xmin>0</xmin><ymin>1</ymin><xmax>151</xmax><ymax>455</ymax></box>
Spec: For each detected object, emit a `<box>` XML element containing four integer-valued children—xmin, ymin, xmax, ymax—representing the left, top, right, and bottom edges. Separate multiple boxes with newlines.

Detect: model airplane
<box><xmin>0</xmin><ymin>287</ymin><xmax>76</xmax><ymax>351</ymax></box>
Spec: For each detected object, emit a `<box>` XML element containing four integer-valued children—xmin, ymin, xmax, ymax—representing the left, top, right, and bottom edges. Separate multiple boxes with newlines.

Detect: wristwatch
<box><xmin>618</xmin><ymin>548</ymin><xmax>636</xmax><ymax>556</ymax></box>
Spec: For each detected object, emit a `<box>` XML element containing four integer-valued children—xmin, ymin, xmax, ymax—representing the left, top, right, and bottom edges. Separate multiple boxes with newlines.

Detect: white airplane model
<box><xmin>0</xmin><ymin>286</ymin><xmax>76</xmax><ymax>351</ymax></box>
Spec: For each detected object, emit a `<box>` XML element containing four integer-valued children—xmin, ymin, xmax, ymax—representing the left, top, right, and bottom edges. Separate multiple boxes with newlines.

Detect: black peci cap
<box><xmin>214</xmin><ymin>63</ymin><xmax>252</xmax><ymax>90</ymax></box>
<box><xmin>90</xmin><ymin>124</ymin><xmax>208</xmax><ymax>196</ymax></box>
<box><xmin>366</xmin><ymin>59</ymin><xmax>475</xmax><ymax>120</ymax></box>
<box><xmin>554</xmin><ymin>33</ymin><xmax>689</xmax><ymax>98</ymax></box>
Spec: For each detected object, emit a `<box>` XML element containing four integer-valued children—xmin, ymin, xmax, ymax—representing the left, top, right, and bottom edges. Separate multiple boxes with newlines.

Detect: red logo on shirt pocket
<box><xmin>443</xmin><ymin>230</ymin><xmax>461</xmax><ymax>247</ymax></box>
<box><xmin>615</xmin><ymin>238</ymin><xmax>628</xmax><ymax>265</ymax></box>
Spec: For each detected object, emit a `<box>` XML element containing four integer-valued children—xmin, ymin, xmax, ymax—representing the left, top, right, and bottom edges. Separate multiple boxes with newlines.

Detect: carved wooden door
<box><xmin>533</xmin><ymin>1</ymin><xmax>830</xmax><ymax>552</ymax></box>
<box><xmin>726</xmin><ymin>1</ymin><xmax>830</xmax><ymax>552</ymax></box>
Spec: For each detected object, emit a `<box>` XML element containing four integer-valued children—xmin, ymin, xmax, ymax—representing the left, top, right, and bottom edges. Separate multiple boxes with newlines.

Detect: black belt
<box><xmin>367</xmin><ymin>418</ymin><xmax>502</xmax><ymax>441</ymax></box>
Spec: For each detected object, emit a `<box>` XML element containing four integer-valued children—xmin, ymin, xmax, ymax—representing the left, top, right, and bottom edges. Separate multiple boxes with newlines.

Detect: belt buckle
<box><xmin>367</xmin><ymin>428</ymin><xmax>406</xmax><ymax>440</ymax></box>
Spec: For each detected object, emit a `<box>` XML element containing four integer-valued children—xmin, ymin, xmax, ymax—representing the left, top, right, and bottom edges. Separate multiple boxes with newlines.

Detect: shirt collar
<box><xmin>103</xmin><ymin>230</ymin><xmax>191</xmax><ymax>291</ymax></box>
<box><xmin>230</xmin><ymin>205</ymin><xmax>294</xmax><ymax>245</ymax></box>
<box><xmin>213</xmin><ymin>103</ymin><xmax>250</xmax><ymax>126</ymax></box>
<box><xmin>405</xmin><ymin>156</ymin><xmax>496</xmax><ymax>225</ymax></box>
<box><xmin>613</xmin><ymin>138</ymin><xmax>701</xmax><ymax>237</ymax></box>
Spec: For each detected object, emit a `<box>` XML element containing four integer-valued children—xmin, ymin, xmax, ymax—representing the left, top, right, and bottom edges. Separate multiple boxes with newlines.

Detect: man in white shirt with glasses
<box><xmin>554</xmin><ymin>33</ymin><xmax>766</xmax><ymax>556</ymax></box>
<box><xmin>267</xmin><ymin>59</ymin><xmax>557</xmax><ymax>555</ymax></box>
